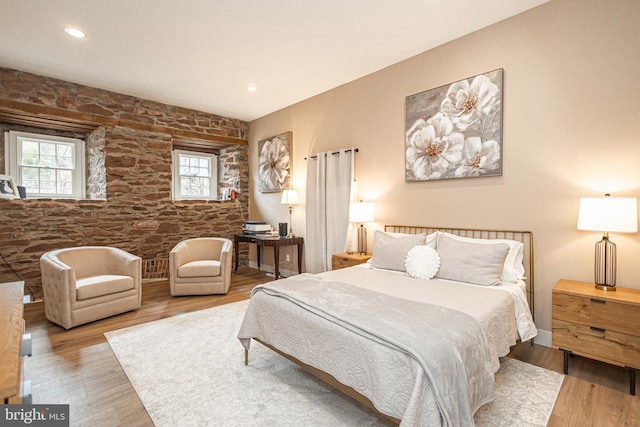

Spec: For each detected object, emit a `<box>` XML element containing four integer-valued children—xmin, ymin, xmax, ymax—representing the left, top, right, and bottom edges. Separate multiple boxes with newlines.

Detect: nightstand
<box><xmin>552</xmin><ymin>279</ymin><xmax>640</xmax><ymax>395</ymax></box>
<box><xmin>331</xmin><ymin>252</ymin><xmax>372</xmax><ymax>270</ymax></box>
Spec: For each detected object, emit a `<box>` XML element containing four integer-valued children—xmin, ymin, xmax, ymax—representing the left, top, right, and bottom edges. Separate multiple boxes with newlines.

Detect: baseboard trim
<box><xmin>535</xmin><ymin>329</ymin><xmax>551</xmax><ymax>347</ymax></box>
<box><xmin>247</xmin><ymin>262</ymin><xmax>297</xmax><ymax>278</ymax></box>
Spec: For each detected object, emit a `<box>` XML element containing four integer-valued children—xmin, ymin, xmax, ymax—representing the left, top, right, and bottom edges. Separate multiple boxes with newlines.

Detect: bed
<box><xmin>238</xmin><ymin>225</ymin><xmax>537</xmax><ymax>426</ymax></box>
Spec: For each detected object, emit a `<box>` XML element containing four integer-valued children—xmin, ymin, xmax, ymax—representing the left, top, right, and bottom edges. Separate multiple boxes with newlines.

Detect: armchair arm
<box><xmin>110</xmin><ymin>248</ymin><xmax>142</xmax><ymax>291</ymax></box>
<box><xmin>219</xmin><ymin>239</ymin><xmax>232</xmax><ymax>259</ymax></box>
<box><xmin>219</xmin><ymin>239</ymin><xmax>233</xmax><ymax>283</ymax></box>
<box><xmin>39</xmin><ymin>253</ymin><xmax>75</xmax><ymax>328</ymax></box>
<box><xmin>170</xmin><ymin>241</ymin><xmax>192</xmax><ymax>269</ymax></box>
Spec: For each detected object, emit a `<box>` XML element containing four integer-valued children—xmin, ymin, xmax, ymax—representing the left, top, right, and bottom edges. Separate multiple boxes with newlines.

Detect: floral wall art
<box><xmin>405</xmin><ymin>68</ymin><xmax>503</xmax><ymax>182</ymax></box>
<box><xmin>258</xmin><ymin>131</ymin><xmax>292</xmax><ymax>193</ymax></box>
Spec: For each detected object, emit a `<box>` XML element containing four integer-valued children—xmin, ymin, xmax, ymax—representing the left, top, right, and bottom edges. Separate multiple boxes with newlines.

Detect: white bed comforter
<box><xmin>319</xmin><ymin>264</ymin><xmax>538</xmax><ymax>369</ymax></box>
<box><xmin>237</xmin><ymin>266</ymin><xmax>537</xmax><ymax>426</ymax></box>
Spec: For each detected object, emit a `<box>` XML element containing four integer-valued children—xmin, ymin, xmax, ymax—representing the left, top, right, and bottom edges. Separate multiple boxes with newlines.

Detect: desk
<box><xmin>234</xmin><ymin>234</ymin><xmax>304</xmax><ymax>279</ymax></box>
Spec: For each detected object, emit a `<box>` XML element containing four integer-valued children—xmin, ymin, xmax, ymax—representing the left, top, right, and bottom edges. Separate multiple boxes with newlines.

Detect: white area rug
<box><xmin>105</xmin><ymin>300</ymin><xmax>563</xmax><ymax>426</ymax></box>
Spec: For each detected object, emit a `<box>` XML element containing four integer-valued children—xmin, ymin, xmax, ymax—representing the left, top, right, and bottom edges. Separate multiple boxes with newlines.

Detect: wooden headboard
<box><xmin>384</xmin><ymin>225</ymin><xmax>535</xmax><ymax>318</ymax></box>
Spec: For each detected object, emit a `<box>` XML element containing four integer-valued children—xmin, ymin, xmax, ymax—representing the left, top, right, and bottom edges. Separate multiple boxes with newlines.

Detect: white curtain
<box><xmin>305</xmin><ymin>149</ymin><xmax>354</xmax><ymax>273</ymax></box>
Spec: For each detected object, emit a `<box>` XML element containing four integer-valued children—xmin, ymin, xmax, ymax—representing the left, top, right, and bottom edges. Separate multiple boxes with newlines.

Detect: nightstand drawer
<box><xmin>331</xmin><ymin>253</ymin><xmax>372</xmax><ymax>270</ymax></box>
<box><xmin>553</xmin><ymin>292</ymin><xmax>640</xmax><ymax>336</ymax></box>
<box><xmin>332</xmin><ymin>256</ymin><xmax>360</xmax><ymax>270</ymax></box>
<box><xmin>553</xmin><ymin>318</ymin><xmax>640</xmax><ymax>369</ymax></box>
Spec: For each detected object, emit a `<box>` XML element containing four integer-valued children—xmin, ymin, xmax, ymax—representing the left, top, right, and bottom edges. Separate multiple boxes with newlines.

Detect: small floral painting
<box><xmin>258</xmin><ymin>131</ymin><xmax>292</xmax><ymax>193</ymax></box>
<box><xmin>405</xmin><ymin>69</ymin><xmax>503</xmax><ymax>182</ymax></box>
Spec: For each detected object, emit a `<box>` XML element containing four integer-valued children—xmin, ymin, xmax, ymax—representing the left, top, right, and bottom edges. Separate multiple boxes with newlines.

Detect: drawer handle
<box><xmin>590</xmin><ymin>326</ymin><xmax>606</xmax><ymax>333</ymax></box>
<box><xmin>590</xmin><ymin>298</ymin><xmax>606</xmax><ymax>304</ymax></box>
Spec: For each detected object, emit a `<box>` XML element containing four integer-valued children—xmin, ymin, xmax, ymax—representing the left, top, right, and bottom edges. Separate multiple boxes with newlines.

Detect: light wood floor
<box><xmin>23</xmin><ymin>267</ymin><xmax>639</xmax><ymax>426</ymax></box>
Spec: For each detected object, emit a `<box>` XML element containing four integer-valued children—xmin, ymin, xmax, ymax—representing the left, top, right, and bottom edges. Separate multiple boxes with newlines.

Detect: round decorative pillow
<box><xmin>404</xmin><ymin>245</ymin><xmax>440</xmax><ymax>280</ymax></box>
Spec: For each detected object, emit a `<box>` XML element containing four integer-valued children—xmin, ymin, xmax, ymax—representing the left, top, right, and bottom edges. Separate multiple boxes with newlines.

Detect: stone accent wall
<box><xmin>0</xmin><ymin>67</ymin><xmax>246</xmax><ymax>139</ymax></box>
<box><xmin>86</xmin><ymin>126</ymin><xmax>107</xmax><ymax>199</ymax></box>
<box><xmin>219</xmin><ymin>145</ymin><xmax>248</xmax><ymax>199</ymax></box>
<box><xmin>0</xmin><ymin>67</ymin><xmax>250</xmax><ymax>300</ymax></box>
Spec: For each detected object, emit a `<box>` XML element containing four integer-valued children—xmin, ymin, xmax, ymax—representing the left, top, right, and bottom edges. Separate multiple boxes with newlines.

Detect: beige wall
<box><xmin>248</xmin><ymin>0</ymin><xmax>640</xmax><ymax>338</ymax></box>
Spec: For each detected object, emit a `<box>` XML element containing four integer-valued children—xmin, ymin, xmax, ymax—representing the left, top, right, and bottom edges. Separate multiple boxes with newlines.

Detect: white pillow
<box><xmin>437</xmin><ymin>231</ymin><xmax>525</xmax><ymax>282</ymax></box>
<box><xmin>426</xmin><ymin>232</ymin><xmax>437</xmax><ymax>249</ymax></box>
<box><xmin>405</xmin><ymin>245</ymin><xmax>440</xmax><ymax>279</ymax></box>
<box><xmin>435</xmin><ymin>234</ymin><xmax>510</xmax><ymax>286</ymax></box>
<box><xmin>385</xmin><ymin>231</ymin><xmax>437</xmax><ymax>249</ymax></box>
<box><xmin>370</xmin><ymin>231</ymin><xmax>427</xmax><ymax>272</ymax></box>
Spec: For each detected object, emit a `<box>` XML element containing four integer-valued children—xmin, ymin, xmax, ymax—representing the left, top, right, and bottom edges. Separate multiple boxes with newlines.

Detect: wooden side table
<box><xmin>234</xmin><ymin>234</ymin><xmax>304</xmax><ymax>279</ymax></box>
<box><xmin>552</xmin><ymin>279</ymin><xmax>640</xmax><ymax>395</ymax></box>
<box><xmin>0</xmin><ymin>281</ymin><xmax>31</xmax><ymax>404</ymax></box>
<box><xmin>331</xmin><ymin>252</ymin><xmax>372</xmax><ymax>270</ymax></box>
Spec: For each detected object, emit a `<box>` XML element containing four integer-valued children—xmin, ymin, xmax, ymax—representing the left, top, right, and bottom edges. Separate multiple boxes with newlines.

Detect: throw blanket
<box><xmin>238</xmin><ymin>274</ymin><xmax>494</xmax><ymax>426</ymax></box>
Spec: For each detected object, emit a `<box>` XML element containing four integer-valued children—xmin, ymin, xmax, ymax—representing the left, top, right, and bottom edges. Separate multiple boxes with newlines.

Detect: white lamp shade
<box><xmin>349</xmin><ymin>202</ymin><xmax>374</xmax><ymax>223</ymax></box>
<box><xmin>577</xmin><ymin>196</ymin><xmax>638</xmax><ymax>233</ymax></box>
<box><xmin>280</xmin><ymin>189</ymin><xmax>299</xmax><ymax>205</ymax></box>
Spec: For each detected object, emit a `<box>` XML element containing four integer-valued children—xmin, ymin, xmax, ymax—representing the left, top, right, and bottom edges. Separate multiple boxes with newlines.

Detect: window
<box><xmin>5</xmin><ymin>131</ymin><xmax>86</xmax><ymax>199</ymax></box>
<box><xmin>172</xmin><ymin>149</ymin><xmax>218</xmax><ymax>200</ymax></box>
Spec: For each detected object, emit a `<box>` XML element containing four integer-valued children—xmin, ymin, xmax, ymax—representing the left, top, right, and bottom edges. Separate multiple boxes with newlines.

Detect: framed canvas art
<box><xmin>258</xmin><ymin>131</ymin><xmax>292</xmax><ymax>193</ymax></box>
<box><xmin>405</xmin><ymin>68</ymin><xmax>503</xmax><ymax>182</ymax></box>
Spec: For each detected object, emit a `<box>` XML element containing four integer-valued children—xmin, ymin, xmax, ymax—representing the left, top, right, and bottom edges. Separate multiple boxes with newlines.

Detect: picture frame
<box><xmin>258</xmin><ymin>131</ymin><xmax>292</xmax><ymax>193</ymax></box>
<box><xmin>0</xmin><ymin>174</ymin><xmax>20</xmax><ymax>199</ymax></box>
<box><xmin>405</xmin><ymin>68</ymin><xmax>503</xmax><ymax>182</ymax></box>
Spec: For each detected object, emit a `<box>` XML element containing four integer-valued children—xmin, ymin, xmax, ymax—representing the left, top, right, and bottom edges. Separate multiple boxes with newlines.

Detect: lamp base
<box><xmin>357</xmin><ymin>224</ymin><xmax>367</xmax><ymax>255</ymax></box>
<box><xmin>595</xmin><ymin>284</ymin><xmax>616</xmax><ymax>291</ymax></box>
<box><xmin>594</xmin><ymin>235</ymin><xmax>616</xmax><ymax>287</ymax></box>
<box><xmin>287</xmin><ymin>207</ymin><xmax>295</xmax><ymax>238</ymax></box>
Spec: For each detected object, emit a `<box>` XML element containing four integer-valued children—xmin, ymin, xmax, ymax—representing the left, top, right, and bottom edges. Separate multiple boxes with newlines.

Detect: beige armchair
<box><xmin>40</xmin><ymin>246</ymin><xmax>142</xmax><ymax>329</ymax></box>
<box><xmin>169</xmin><ymin>237</ymin><xmax>233</xmax><ymax>296</ymax></box>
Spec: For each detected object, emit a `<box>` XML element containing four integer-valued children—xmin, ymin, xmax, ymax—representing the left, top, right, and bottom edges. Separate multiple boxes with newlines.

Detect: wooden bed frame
<box><xmin>245</xmin><ymin>225</ymin><xmax>535</xmax><ymax>425</ymax></box>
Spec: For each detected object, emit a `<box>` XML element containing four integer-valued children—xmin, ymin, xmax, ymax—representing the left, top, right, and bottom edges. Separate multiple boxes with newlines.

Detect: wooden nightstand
<box><xmin>331</xmin><ymin>252</ymin><xmax>372</xmax><ymax>270</ymax></box>
<box><xmin>552</xmin><ymin>279</ymin><xmax>640</xmax><ymax>395</ymax></box>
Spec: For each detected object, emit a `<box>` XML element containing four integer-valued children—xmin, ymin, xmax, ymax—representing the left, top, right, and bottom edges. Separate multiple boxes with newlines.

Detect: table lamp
<box><xmin>577</xmin><ymin>194</ymin><xmax>638</xmax><ymax>290</ymax></box>
<box><xmin>280</xmin><ymin>189</ymin><xmax>299</xmax><ymax>237</ymax></box>
<box><xmin>349</xmin><ymin>201</ymin><xmax>374</xmax><ymax>255</ymax></box>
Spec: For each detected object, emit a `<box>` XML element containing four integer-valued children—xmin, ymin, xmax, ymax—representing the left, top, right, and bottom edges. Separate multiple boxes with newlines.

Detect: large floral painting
<box><xmin>405</xmin><ymin>69</ymin><xmax>503</xmax><ymax>182</ymax></box>
<box><xmin>258</xmin><ymin>131</ymin><xmax>292</xmax><ymax>193</ymax></box>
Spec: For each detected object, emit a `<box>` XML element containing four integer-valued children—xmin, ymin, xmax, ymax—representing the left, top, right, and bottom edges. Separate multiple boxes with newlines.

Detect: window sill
<box><xmin>172</xmin><ymin>198</ymin><xmax>239</xmax><ymax>203</ymax></box>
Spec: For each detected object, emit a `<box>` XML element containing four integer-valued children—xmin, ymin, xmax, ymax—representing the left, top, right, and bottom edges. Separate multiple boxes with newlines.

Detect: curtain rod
<box><xmin>304</xmin><ymin>148</ymin><xmax>359</xmax><ymax>160</ymax></box>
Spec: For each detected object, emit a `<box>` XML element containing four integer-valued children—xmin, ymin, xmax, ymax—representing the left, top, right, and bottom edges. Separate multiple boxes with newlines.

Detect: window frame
<box><xmin>5</xmin><ymin>130</ymin><xmax>86</xmax><ymax>199</ymax></box>
<box><xmin>171</xmin><ymin>149</ymin><xmax>218</xmax><ymax>200</ymax></box>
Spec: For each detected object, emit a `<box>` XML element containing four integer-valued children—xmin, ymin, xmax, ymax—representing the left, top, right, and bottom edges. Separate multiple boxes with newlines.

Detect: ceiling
<box><xmin>0</xmin><ymin>0</ymin><xmax>548</xmax><ymax>122</ymax></box>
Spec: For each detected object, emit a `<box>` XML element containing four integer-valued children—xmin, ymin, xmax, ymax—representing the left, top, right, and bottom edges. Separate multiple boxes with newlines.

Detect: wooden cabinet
<box><xmin>0</xmin><ymin>281</ymin><xmax>31</xmax><ymax>404</ymax></box>
<box><xmin>552</xmin><ymin>279</ymin><xmax>640</xmax><ymax>394</ymax></box>
<box><xmin>331</xmin><ymin>253</ymin><xmax>372</xmax><ymax>270</ymax></box>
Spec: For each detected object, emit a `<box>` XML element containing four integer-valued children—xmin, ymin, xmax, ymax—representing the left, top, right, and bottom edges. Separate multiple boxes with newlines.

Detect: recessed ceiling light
<box><xmin>246</xmin><ymin>85</ymin><xmax>257</xmax><ymax>92</ymax></box>
<box><xmin>64</xmin><ymin>27</ymin><xmax>87</xmax><ymax>38</ymax></box>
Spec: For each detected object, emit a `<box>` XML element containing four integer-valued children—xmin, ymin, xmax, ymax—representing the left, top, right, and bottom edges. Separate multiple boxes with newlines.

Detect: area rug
<box><xmin>105</xmin><ymin>300</ymin><xmax>563</xmax><ymax>426</ymax></box>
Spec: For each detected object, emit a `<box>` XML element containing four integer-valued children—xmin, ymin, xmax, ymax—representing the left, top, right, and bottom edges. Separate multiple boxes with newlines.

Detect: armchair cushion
<box><xmin>177</xmin><ymin>260</ymin><xmax>221</xmax><ymax>278</ymax></box>
<box><xmin>76</xmin><ymin>275</ymin><xmax>134</xmax><ymax>300</ymax></box>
